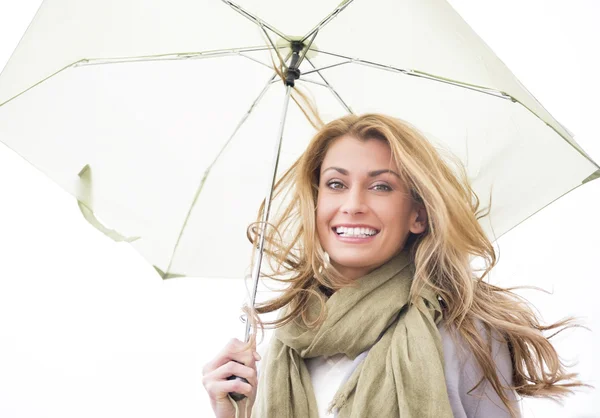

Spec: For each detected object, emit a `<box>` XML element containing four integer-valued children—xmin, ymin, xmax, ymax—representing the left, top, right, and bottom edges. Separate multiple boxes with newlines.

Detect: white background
<box><xmin>0</xmin><ymin>1</ymin><xmax>598</xmax><ymax>417</ymax></box>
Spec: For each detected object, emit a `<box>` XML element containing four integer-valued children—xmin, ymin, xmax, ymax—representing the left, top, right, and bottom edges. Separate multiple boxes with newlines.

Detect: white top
<box><xmin>258</xmin><ymin>322</ymin><xmax>522</xmax><ymax>417</ymax></box>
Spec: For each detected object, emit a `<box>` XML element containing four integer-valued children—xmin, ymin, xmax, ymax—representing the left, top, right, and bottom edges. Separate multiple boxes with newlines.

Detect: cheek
<box><xmin>316</xmin><ymin>195</ymin><xmax>336</xmax><ymax>235</ymax></box>
<box><xmin>376</xmin><ymin>200</ymin><xmax>412</xmax><ymax>234</ymax></box>
<box><xmin>315</xmin><ymin>202</ymin><xmax>326</xmax><ymax>232</ymax></box>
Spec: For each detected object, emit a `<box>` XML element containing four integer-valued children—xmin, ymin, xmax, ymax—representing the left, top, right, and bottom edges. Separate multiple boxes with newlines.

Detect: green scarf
<box><xmin>252</xmin><ymin>249</ymin><xmax>454</xmax><ymax>417</ymax></box>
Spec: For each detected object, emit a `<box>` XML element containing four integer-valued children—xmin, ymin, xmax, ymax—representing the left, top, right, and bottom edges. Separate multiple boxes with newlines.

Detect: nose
<box><xmin>340</xmin><ymin>187</ymin><xmax>368</xmax><ymax>215</ymax></box>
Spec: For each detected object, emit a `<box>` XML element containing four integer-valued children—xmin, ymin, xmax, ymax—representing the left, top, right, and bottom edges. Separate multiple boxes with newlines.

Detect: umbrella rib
<box><xmin>221</xmin><ymin>0</ymin><xmax>290</xmax><ymax>42</ymax></box>
<box><xmin>296</xmin><ymin>30</ymin><xmax>319</xmax><ymax>69</ymax></box>
<box><xmin>507</xmin><ymin>97</ymin><xmax>600</xmax><ymax>168</ymax></box>
<box><xmin>304</xmin><ymin>50</ymin><xmax>511</xmax><ymax>101</ymax></box>
<box><xmin>238</xmin><ymin>52</ymin><xmax>277</xmax><ymax>71</ymax></box>
<box><xmin>0</xmin><ymin>47</ymin><xmax>284</xmax><ymax>108</ymax></box>
<box><xmin>304</xmin><ymin>56</ymin><xmax>353</xmax><ymax>114</ymax></box>
<box><xmin>162</xmin><ymin>44</ymin><xmax>293</xmax><ymax>277</ymax></box>
<box><xmin>302</xmin><ymin>60</ymin><xmax>353</xmax><ymax>76</ymax></box>
<box><xmin>163</xmin><ymin>72</ymin><xmax>278</xmax><ymax>277</ymax></box>
<box><xmin>348</xmin><ymin>60</ymin><xmax>599</xmax><ymax>167</ymax></box>
<box><xmin>300</xmin><ymin>0</ymin><xmax>356</xmax><ymax>43</ymax></box>
<box><xmin>73</xmin><ymin>47</ymin><xmax>282</xmax><ymax>69</ymax></box>
<box><xmin>257</xmin><ymin>22</ymin><xmax>286</xmax><ymax>69</ymax></box>
<box><xmin>307</xmin><ymin>48</ymin><xmax>600</xmax><ymax>172</ymax></box>
<box><xmin>297</xmin><ymin>79</ymin><xmax>329</xmax><ymax>88</ymax></box>
<box><xmin>0</xmin><ymin>60</ymin><xmax>81</xmax><ymax>108</ymax></box>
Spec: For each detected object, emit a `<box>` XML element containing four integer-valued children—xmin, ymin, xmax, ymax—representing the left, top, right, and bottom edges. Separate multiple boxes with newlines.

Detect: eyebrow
<box><xmin>322</xmin><ymin>166</ymin><xmax>401</xmax><ymax>179</ymax></box>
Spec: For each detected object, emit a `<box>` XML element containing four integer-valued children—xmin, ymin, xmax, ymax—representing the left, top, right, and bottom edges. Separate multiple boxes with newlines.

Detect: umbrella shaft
<box><xmin>244</xmin><ymin>84</ymin><xmax>293</xmax><ymax>342</ymax></box>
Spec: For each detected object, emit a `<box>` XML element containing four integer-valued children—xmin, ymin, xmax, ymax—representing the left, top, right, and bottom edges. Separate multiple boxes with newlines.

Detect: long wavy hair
<box><xmin>246</xmin><ymin>113</ymin><xmax>586</xmax><ymax>417</ymax></box>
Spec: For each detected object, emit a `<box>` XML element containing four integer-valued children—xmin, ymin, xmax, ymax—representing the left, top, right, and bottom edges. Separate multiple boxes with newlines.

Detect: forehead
<box><xmin>321</xmin><ymin>135</ymin><xmax>396</xmax><ymax>172</ymax></box>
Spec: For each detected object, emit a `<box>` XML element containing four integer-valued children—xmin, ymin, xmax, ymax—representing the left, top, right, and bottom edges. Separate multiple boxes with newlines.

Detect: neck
<box><xmin>332</xmin><ymin>262</ymin><xmax>377</xmax><ymax>282</ymax></box>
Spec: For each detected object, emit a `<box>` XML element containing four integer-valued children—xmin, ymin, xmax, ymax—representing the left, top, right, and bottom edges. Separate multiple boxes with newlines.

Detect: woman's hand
<box><xmin>202</xmin><ymin>338</ymin><xmax>261</xmax><ymax>418</ymax></box>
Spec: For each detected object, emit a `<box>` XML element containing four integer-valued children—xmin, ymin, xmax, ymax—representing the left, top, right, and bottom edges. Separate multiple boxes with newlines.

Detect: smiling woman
<box><xmin>201</xmin><ymin>114</ymin><xmax>586</xmax><ymax>418</ymax></box>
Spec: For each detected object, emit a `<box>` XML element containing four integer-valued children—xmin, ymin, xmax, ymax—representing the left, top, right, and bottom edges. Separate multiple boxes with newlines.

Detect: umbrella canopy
<box><xmin>0</xmin><ymin>0</ymin><xmax>597</xmax><ymax>280</ymax></box>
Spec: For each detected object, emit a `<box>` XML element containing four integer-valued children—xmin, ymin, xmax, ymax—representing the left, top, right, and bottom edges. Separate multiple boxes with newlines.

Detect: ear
<box><xmin>409</xmin><ymin>203</ymin><xmax>428</xmax><ymax>234</ymax></box>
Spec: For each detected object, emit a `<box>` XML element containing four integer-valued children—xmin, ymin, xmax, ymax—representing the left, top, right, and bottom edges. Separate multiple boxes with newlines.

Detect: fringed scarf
<box><xmin>252</xmin><ymin>249</ymin><xmax>454</xmax><ymax>417</ymax></box>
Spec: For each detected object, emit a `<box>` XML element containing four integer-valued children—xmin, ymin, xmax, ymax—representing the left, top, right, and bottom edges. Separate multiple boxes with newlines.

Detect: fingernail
<box><xmin>254</xmin><ymin>351</ymin><xmax>261</xmax><ymax>361</ymax></box>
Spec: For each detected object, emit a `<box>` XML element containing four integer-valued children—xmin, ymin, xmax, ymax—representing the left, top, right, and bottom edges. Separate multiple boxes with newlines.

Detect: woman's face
<box><xmin>316</xmin><ymin>135</ymin><xmax>426</xmax><ymax>280</ymax></box>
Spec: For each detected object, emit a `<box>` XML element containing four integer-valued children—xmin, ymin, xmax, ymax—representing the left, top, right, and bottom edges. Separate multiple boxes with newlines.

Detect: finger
<box><xmin>204</xmin><ymin>378</ymin><xmax>254</xmax><ymax>401</ymax></box>
<box><xmin>203</xmin><ymin>339</ymin><xmax>256</xmax><ymax>375</ymax></box>
<box><xmin>202</xmin><ymin>360</ymin><xmax>258</xmax><ymax>390</ymax></box>
<box><xmin>210</xmin><ymin>361</ymin><xmax>258</xmax><ymax>388</ymax></box>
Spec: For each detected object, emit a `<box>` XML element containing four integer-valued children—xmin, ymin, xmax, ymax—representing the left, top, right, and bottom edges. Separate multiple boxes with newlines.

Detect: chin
<box><xmin>330</xmin><ymin>252</ymin><xmax>378</xmax><ymax>270</ymax></box>
<box><xmin>329</xmin><ymin>246</ymin><xmax>399</xmax><ymax>271</ymax></box>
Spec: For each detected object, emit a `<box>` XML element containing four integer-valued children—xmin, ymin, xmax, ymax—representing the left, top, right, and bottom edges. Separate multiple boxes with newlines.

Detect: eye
<box><xmin>326</xmin><ymin>180</ymin><xmax>345</xmax><ymax>190</ymax></box>
<box><xmin>371</xmin><ymin>183</ymin><xmax>392</xmax><ymax>192</ymax></box>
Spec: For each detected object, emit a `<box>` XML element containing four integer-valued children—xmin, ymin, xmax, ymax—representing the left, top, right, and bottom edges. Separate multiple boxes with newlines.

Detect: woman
<box><xmin>202</xmin><ymin>114</ymin><xmax>584</xmax><ymax>418</ymax></box>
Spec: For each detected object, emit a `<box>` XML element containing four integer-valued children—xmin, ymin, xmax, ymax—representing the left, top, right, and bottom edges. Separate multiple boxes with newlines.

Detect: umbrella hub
<box><xmin>284</xmin><ymin>41</ymin><xmax>304</xmax><ymax>87</ymax></box>
<box><xmin>276</xmin><ymin>37</ymin><xmax>318</xmax><ymax>88</ymax></box>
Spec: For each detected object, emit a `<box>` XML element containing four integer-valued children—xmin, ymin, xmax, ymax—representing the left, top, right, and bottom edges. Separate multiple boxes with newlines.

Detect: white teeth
<box><xmin>335</xmin><ymin>226</ymin><xmax>377</xmax><ymax>237</ymax></box>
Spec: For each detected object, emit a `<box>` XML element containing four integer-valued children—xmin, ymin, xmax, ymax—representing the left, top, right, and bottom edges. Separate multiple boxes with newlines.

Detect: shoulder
<box><xmin>438</xmin><ymin>321</ymin><xmax>522</xmax><ymax>418</ymax></box>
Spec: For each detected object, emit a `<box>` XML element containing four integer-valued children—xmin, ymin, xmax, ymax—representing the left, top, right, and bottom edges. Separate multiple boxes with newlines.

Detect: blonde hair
<box><xmin>247</xmin><ymin>113</ymin><xmax>586</xmax><ymax>416</ymax></box>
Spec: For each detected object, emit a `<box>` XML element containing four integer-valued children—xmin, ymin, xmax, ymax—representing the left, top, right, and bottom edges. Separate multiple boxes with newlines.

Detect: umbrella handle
<box><xmin>227</xmin><ymin>359</ymin><xmax>249</xmax><ymax>402</ymax></box>
<box><xmin>227</xmin><ymin>375</ymin><xmax>249</xmax><ymax>402</ymax></box>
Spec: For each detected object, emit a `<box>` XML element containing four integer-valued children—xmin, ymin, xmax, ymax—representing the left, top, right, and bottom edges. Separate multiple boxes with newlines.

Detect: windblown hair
<box><xmin>246</xmin><ymin>113</ymin><xmax>586</xmax><ymax>417</ymax></box>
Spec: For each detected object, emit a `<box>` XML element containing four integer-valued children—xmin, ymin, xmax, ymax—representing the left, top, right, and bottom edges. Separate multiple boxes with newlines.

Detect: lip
<box><xmin>331</xmin><ymin>224</ymin><xmax>380</xmax><ymax>230</ymax></box>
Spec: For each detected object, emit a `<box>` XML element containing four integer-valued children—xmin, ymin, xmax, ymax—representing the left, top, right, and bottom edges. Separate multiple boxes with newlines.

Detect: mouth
<box><xmin>332</xmin><ymin>226</ymin><xmax>380</xmax><ymax>239</ymax></box>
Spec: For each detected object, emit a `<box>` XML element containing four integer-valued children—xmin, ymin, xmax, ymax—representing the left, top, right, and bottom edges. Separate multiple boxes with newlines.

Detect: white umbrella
<box><xmin>0</xmin><ymin>0</ymin><xmax>597</xmax><ymax>337</ymax></box>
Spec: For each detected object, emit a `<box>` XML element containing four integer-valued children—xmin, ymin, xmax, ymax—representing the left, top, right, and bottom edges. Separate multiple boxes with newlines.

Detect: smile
<box><xmin>333</xmin><ymin>226</ymin><xmax>380</xmax><ymax>238</ymax></box>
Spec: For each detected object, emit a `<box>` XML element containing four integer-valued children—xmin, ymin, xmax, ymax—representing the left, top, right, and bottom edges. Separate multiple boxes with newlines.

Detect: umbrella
<box><xmin>0</xmin><ymin>0</ymin><xmax>598</xmax><ymax>344</ymax></box>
